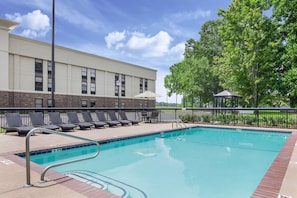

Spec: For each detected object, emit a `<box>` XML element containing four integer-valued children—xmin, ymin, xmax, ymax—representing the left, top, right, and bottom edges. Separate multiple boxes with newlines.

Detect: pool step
<box><xmin>64</xmin><ymin>170</ymin><xmax>148</xmax><ymax>198</ymax></box>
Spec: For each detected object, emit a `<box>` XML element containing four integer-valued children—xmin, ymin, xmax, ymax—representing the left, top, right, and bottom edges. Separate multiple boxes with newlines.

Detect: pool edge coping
<box><xmin>1</xmin><ymin>124</ymin><xmax>296</xmax><ymax>198</ymax></box>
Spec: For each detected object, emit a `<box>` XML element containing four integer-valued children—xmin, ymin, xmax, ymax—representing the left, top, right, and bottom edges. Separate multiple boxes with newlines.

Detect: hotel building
<box><xmin>0</xmin><ymin>18</ymin><xmax>157</xmax><ymax>108</ymax></box>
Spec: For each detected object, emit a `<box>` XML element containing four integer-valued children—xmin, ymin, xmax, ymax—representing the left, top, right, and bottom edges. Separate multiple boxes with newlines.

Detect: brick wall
<box><xmin>0</xmin><ymin>91</ymin><xmax>155</xmax><ymax>108</ymax></box>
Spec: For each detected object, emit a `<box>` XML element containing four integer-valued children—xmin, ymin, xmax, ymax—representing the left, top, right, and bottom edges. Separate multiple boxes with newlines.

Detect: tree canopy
<box><xmin>165</xmin><ymin>20</ymin><xmax>223</xmax><ymax>106</ymax></box>
<box><xmin>215</xmin><ymin>0</ymin><xmax>279</xmax><ymax>107</ymax></box>
<box><xmin>165</xmin><ymin>0</ymin><xmax>297</xmax><ymax>107</ymax></box>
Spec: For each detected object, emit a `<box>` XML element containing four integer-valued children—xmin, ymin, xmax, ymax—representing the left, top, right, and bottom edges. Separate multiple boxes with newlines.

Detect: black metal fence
<box><xmin>1</xmin><ymin>107</ymin><xmax>297</xmax><ymax>131</ymax></box>
<box><xmin>175</xmin><ymin>107</ymin><xmax>297</xmax><ymax>129</ymax></box>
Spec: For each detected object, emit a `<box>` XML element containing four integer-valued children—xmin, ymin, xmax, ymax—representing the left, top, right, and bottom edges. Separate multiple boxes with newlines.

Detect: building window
<box><xmin>35</xmin><ymin>59</ymin><xmax>43</xmax><ymax>74</ymax></box>
<box><xmin>48</xmin><ymin>78</ymin><xmax>52</xmax><ymax>92</ymax></box>
<box><xmin>139</xmin><ymin>78</ymin><xmax>143</xmax><ymax>93</ymax></box>
<box><xmin>48</xmin><ymin>61</ymin><xmax>52</xmax><ymax>74</ymax></box>
<box><xmin>90</xmin><ymin>100</ymin><xmax>96</xmax><ymax>107</ymax></box>
<box><xmin>90</xmin><ymin>83</ymin><xmax>96</xmax><ymax>95</ymax></box>
<box><xmin>47</xmin><ymin>99</ymin><xmax>52</xmax><ymax>107</ymax></box>
<box><xmin>81</xmin><ymin>100</ymin><xmax>88</xmax><ymax>107</ymax></box>
<box><xmin>35</xmin><ymin>59</ymin><xmax>43</xmax><ymax>91</ymax></box>
<box><xmin>35</xmin><ymin>77</ymin><xmax>43</xmax><ymax>91</ymax></box>
<box><xmin>115</xmin><ymin>74</ymin><xmax>119</xmax><ymax>96</ymax></box>
<box><xmin>82</xmin><ymin>82</ymin><xmax>87</xmax><ymax>94</ymax></box>
<box><xmin>140</xmin><ymin>101</ymin><xmax>148</xmax><ymax>108</ymax></box>
<box><xmin>48</xmin><ymin>61</ymin><xmax>52</xmax><ymax>92</ymax></box>
<box><xmin>139</xmin><ymin>78</ymin><xmax>148</xmax><ymax>93</ymax></box>
<box><xmin>90</xmin><ymin>69</ymin><xmax>96</xmax><ymax>95</ymax></box>
<box><xmin>82</xmin><ymin>67</ymin><xmax>87</xmax><ymax>79</ymax></box>
<box><xmin>120</xmin><ymin>102</ymin><xmax>125</xmax><ymax>108</ymax></box>
<box><xmin>114</xmin><ymin>101</ymin><xmax>119</xmax><ymax>108</ymax></box>
<box><xmin>35</xmin><ymin>98</ymin><xmax>43</xmax><ymax>108</ymax></box>
<box><xmin>121</xmin><ymin>74</ymin><xmax>125</xmax><ymax>97</ymax></box>
<box><xmin>90</xmin><ymin>69</ymin><xmax>96</xmax><ymax>80</ymax></box>
<box><xmin>144</xmin><ymin>79</ymin><xmax>148</xmax><ymax>91</ymax></box>
<box><xmin>82</xmin><ymin>67</ymin><xmax>87</xmax><ymax>94</ymax></box>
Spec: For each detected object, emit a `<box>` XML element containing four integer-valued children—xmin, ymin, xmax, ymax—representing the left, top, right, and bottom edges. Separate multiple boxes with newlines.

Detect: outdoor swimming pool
<box><xmin>28</xmin><ymin>127</ymin><xmax>290</xmax><ymax>198</ymax></box>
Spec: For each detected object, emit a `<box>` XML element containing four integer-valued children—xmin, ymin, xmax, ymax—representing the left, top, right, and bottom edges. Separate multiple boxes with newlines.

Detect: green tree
<box><xmin>165</xmin><ymin>20</ymin><xmax>223</xmax><ymax>106</ymax></box>
<box><xmin>216</xmin><ymin>0</ymin><xmax>278</xmax><ymax>107</ymax></box>
<box><xmin>272</xmin><ymin>0</ymin><xmax>297</xmax><ymax>107</ymax></box>
<box><xmin>195</xmin><ymin>20</ymin><xmax>224</xmax><ymax>66</ymax></box>
<box><xmin>164</xmin><ymin>62</ymin><xmax>184</xmax><ymax>97</ymax></box>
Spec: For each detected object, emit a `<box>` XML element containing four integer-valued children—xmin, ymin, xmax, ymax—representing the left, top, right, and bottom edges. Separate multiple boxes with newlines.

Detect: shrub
<box><xmin>201</xmin><ymin>114</ymin><xmax>211</xmax><ymax>123</ymax></box>
<box><xmin>245</xmin><ymin>116</ymin><xmax>256</xmax><ymax>125</ymax></box>
<box><xmin>179</xmin><ymin>114</ymin><xmax>200</xmax><ymax>123</ymax></box>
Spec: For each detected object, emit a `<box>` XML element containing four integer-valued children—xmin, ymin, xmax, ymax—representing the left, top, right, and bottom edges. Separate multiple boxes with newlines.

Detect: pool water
<box><xmin>29</xmin><ymin>127</ymin><xmax>290</xmax><ymax>198</ymax></box>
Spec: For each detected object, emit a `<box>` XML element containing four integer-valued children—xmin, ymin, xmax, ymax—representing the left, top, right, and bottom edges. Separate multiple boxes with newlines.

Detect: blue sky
<box><xmin>0</xmin><ymin>0</ymin><xmax>231</xmax><ymax>103</ymax></box>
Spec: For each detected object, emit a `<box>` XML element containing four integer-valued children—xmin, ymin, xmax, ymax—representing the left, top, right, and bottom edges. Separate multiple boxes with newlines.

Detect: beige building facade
<box><xmin>0</xmin><ymin>18</ymin><xmax>157</xmax><ymax>108</ymax></box>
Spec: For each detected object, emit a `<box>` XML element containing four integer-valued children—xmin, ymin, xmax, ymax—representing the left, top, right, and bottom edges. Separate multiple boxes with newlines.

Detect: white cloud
<box><xmin>168</xmin><ymin>42</ymin><xmax>185</xmax><ymax>59</ymax></box>
<box><xmin>126</xmin><ymin>32</ymin><xmax>147</xmax><ymax>49</ymax></box>
<box><xmin>127</xmin><ymin>31</ymin><xmax>172</xmax><ymax>57</ymax></box>
<box><xmin>104</xmin><ymin>31</ymin><xmax>126</xmax><ymax>48</ymax></box>
<box><xmin>115</xmin><ymin>43</ymin><xmax>125</xmax><ymax>50</ymax></box>
<box><xmin>7</xmin><ymin>0</ymin><xmax>106</xmax><ymax>32</ymax></box>
<box><xmin>105</xmin><ymin>30</ymin><xmax>175</xmax><ymax>58</ymax></box>
<box><xmin>5</xmin><ymin>10</ymin><xmax>50</xmax><ymax>38</ymax></box>
<box><xmin>102</xmin><ymin>30</ymin><xmax>185</xmax><ymax>103</ymax></box>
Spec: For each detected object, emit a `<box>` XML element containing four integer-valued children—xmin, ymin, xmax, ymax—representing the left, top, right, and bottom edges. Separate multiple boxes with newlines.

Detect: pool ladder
<box><xmin>24</xmin><ymin>128</ymin><xmax>100</xmax><ymax>187</ymax></box>
<box><xmin>172</xmin><ymin>118</ymin><xmax>187</xmax><ymax>129</ymax></box>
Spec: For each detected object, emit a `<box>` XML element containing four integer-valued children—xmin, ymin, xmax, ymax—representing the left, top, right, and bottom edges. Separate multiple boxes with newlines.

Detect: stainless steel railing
<box><xmin>170</xmin><ymin>118</ymin><xmax>187</xmax><ymax>129</ymax></box>
<box><xmin>25</xmin><ymin>128</ymin><xmax>100</xmax><ymax>187</ymax></box>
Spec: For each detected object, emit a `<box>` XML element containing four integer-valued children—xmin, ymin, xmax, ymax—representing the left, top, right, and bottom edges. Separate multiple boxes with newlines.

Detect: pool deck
<box><xmin>0</xmin><ymin>123</ymin><xmax>297</xmax><ymax>198</ymax></box>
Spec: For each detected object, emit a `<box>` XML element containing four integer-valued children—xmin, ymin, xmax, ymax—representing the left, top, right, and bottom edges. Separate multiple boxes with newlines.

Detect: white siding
<box><xmin>2</xmin><ymin>19</ymin><xmax>157</xmax><ymax>99</ymax></box>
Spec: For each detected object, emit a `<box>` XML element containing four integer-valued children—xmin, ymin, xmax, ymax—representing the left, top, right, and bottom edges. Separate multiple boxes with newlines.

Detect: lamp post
<box><xmin>51</xmin><ymin>0</ymin><xmax>55</xmax><ymax>107</ymax></box>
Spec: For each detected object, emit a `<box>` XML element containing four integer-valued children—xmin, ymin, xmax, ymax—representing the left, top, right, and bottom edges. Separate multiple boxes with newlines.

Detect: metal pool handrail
<box><xmin>25</xmin><ymin>128</ymin><xmax>100</xmax><ymax>187</ymax></box>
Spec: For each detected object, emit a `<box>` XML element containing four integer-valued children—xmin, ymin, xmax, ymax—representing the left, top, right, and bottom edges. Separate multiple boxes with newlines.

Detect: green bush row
<box><xmin>179</xmin><ymin>113</ymin><xmax>297</xmax><ymax>127</ymax></box>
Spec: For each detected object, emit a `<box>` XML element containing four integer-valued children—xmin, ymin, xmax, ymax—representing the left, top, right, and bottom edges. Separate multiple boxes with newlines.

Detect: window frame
<box><xmin>81</xmin><ymin>67</ymin><xmax>88</xmax><ymax>94</ymax></box>
<box><xmin>35</xmin><ymin>98</ymin><xmax>43</xmax><ymax>108</ymax></box>
<box><xmin>35</xmin><ymin>76</ymin><xmax>43</xmax><ymax>91</ymax></box>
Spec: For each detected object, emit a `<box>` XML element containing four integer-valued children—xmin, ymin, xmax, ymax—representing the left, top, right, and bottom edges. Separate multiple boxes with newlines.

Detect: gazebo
<box><xmin>213</xmin><ymin>90</ymin><xmax>242</xmax><ymax>108</ymax></box>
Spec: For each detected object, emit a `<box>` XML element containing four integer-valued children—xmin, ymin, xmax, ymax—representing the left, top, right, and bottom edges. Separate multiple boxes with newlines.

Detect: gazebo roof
<box><xmin>214</xmin><ymin>90</ymin><xmax>242</xmax><ymax>98</ymax></box>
